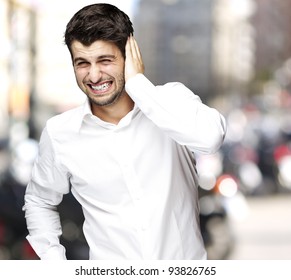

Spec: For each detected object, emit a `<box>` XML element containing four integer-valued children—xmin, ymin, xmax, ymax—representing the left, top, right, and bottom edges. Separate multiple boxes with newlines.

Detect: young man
<box><xmin>23</xmin><ymin>3</ymin><xmax>226</xmax><ymax>260</ymax></box>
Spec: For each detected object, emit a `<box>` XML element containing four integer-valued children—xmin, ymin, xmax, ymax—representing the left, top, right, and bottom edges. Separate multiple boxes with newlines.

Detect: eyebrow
<box><xmin>73</xmin><ymin>55</ymin><xmax>117</xmax><ymax>64</ymax></box>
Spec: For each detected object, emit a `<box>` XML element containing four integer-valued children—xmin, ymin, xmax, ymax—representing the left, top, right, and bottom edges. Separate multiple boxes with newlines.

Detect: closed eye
<box><xmin>73</xmin><ymin>57</ymin><xmax>90</xmax><ymax>67</ymax></box>
<box><xmin>98</xmin><ymin>55</ymin><xmax>116</xmax><ymax>64</ymax></box>
<box><xmin>99</xmin><ymin>59</ymin><xmax>113</xmax><ymax>65</ymax></box>
<box><xmin>76</xmin><ymin>61</ymin><xmax>89</xmax><ymax>67</ymax></box>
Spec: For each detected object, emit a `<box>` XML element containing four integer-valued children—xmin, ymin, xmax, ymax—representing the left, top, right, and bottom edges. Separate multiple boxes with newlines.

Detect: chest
<box><xmin>57</xmin><ymin>116</ymin><xmax>175</xmax><ymax>201</ymax></box>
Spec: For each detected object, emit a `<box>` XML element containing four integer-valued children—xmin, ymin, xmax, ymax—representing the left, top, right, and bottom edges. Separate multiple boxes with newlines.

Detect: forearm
<box><xmin>125</xmin><ymin>74</ymin><xmax>226</xmax><ymax>154</ymax></box>
<box><xmin>24</xmin><ymin>183</ymin><xmax>67</xmax><ymax>260</ymax></box>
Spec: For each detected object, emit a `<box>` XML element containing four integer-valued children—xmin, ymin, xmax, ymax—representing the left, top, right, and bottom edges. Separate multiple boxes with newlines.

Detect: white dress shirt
<box><xmin>24</xmin><ymin>74</ymin><xmax>226</xmax><ymax>260</ymax></box>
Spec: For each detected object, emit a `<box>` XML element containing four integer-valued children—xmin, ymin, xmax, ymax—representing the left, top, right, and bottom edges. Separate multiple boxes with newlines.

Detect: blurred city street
<box><xmin>228</xmin><ymin>193</ymin><xmax>291</xmax><ymax>260</ymax></box>
<box><xmin>1</xmin><ymin>0</ymin><xmax>291</xmax><ymax>260</ymax></box>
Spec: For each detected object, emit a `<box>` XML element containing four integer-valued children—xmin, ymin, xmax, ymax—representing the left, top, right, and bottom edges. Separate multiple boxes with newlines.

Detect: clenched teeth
<box><xmin>91</xmin><ymin>82</ymin><xmax>111</xmax><ymax>91</ymax></box>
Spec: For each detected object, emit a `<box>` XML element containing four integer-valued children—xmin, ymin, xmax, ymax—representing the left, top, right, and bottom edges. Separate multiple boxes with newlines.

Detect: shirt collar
<box><xmin>72</xmin><ymin>98</ymin><xmax>91</xmax><ymax>133</ymax></box>
<box><xmin>75</xmin><ymin>98</ymin><xmax>140</xmax><ymax>132</ymax></box>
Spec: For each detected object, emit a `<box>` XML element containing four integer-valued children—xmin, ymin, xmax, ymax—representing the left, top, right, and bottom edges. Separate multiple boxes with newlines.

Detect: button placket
<box><xmin>113</xmin><ymin>129</ymin><xmax>151</xmax><ymax>253</ymax></box>
<box><xmin>121</xmin><ymin>163</ymin><xmax>144</xmax><ymax>203</ymax></box>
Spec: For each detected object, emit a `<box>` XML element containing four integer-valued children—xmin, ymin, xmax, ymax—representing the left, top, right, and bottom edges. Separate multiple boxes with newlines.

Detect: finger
<box><xmin>131</xmin><ymin>36</ymin><xmax>142</xmax><ymax>61</ymax></box>
<box><xmin>125</xmin><ymin>36</ymin><xmax>133</xmax><ymax>58</ymax></box>
<box><xmin>132</xmin><ymin>37</ymin><xmax>145</xmax><ymax>73</ymax></box>
<box><xmin>124</xmin><ymin>35</ymin><xmax>145</xmax><ymax>79</ymax></box>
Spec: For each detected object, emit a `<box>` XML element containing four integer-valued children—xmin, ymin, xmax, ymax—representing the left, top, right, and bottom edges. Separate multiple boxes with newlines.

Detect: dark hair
<box><xmin>64</xmin><ymin>3</ymin><xmax>134</xmax><ymax>58</ymax></box>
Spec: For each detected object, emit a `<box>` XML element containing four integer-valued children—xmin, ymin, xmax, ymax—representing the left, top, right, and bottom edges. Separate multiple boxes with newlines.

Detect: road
<box><xmin>227</xmin><ymin>193</ymin><xmax>291</xmax><ymax>260</ymax></box>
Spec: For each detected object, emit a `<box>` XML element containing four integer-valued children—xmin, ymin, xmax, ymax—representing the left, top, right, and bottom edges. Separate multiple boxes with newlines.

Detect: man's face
<box><xmin>71</xmin><ymin>40</ymin><xmax>126</xmax><ymax>108</ymax></box>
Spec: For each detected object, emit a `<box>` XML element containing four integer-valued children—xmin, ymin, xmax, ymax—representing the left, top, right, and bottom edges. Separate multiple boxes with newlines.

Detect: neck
<box><xmin>91</xmin><ymin>93</ymin><xmax>134</xmax><ymax>125</ymax></box>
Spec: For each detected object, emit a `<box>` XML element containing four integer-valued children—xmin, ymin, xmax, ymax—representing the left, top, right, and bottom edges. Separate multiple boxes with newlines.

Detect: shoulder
<box><xmin>126</xmin><ymin>73</ymin><xmax>194</xmax><ymax>95</ymax></box>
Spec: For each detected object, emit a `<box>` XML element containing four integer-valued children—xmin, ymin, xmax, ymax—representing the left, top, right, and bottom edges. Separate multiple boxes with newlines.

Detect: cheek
<box><xmin>74</xmin><ymin>69</ymin><xmax>87</xmax><ymax>84</ymax></box>
<box><xmin>74</xmin><ymin>74</ymin><xmax>87</xmax><ymax>92</ymax></box>
<box><xmin>114</xmin><ymin>64</ymin><xmax>125</xmax><ymax>79</ymax></box>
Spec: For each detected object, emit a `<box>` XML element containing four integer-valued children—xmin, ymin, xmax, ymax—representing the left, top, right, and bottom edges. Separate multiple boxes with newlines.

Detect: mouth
<box><xmin>88</xmin><ymin>81</ymin><xmax>113</xmax><ymax>95</ymax></box>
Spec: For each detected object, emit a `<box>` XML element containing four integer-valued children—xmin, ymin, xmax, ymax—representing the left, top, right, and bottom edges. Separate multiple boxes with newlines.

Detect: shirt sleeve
<box><xmin>23</xmin><ymin>126</ymin><xmax>70</xmax><ymax>260</ymax></box>
<box><xmin>125</xmin><ymin>74</ymin><xmax>226</xmax><ymax>154</ymax></box>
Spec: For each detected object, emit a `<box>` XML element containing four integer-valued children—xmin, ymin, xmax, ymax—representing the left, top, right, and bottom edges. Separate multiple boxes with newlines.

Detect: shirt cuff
<box><xmin>26</xmin><ymin>235</ymin><xmax>67</xmax><ymax>260</ymax></box>
<box><xmin>40</xmin><ymin>246</ymin><xmax>67</xmax><ymax>260</ymax></box>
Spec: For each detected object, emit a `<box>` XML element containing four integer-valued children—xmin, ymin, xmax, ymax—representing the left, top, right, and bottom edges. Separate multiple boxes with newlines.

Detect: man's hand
<box><xmin>125</xmin><ymin>36</ymin><xmax>145</xmax><ymax>82</ymax></box>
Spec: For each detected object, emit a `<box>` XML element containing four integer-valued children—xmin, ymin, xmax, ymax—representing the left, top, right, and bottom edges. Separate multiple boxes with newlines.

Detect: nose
<box><xmin>87</xmin><ymin>64</ymin><xmax>102</xmax><ymax>83</ymax></box>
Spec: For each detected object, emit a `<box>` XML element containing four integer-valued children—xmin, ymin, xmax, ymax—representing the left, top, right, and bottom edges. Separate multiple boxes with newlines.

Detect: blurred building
<box><xmin>212</xmin><ymin>0</ymin><xmax>255</xmax><ymax>97</ymax></box>
<box><xmin>0</xmin><ymin>0</ymin><xmax>36</xmax><ymax>142</ymax></box>
<box><xmin>0</xmin><ymin>0</ymin><xmax>10</xmax><ymax>139</ymax></box>
<box><xmin>135</xmin><ymin>0</ymin><xmax>214</xmax><ymax>100</ymax></box>
<box><xmin>251</xmin><ymin>0</ymin><xmax>291</xmax><ymax>81</ymax></box>
<box><xmin>134</xmin><ymin>0</ymin><xmax>255</xmax><ymax>101</ymax></box>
